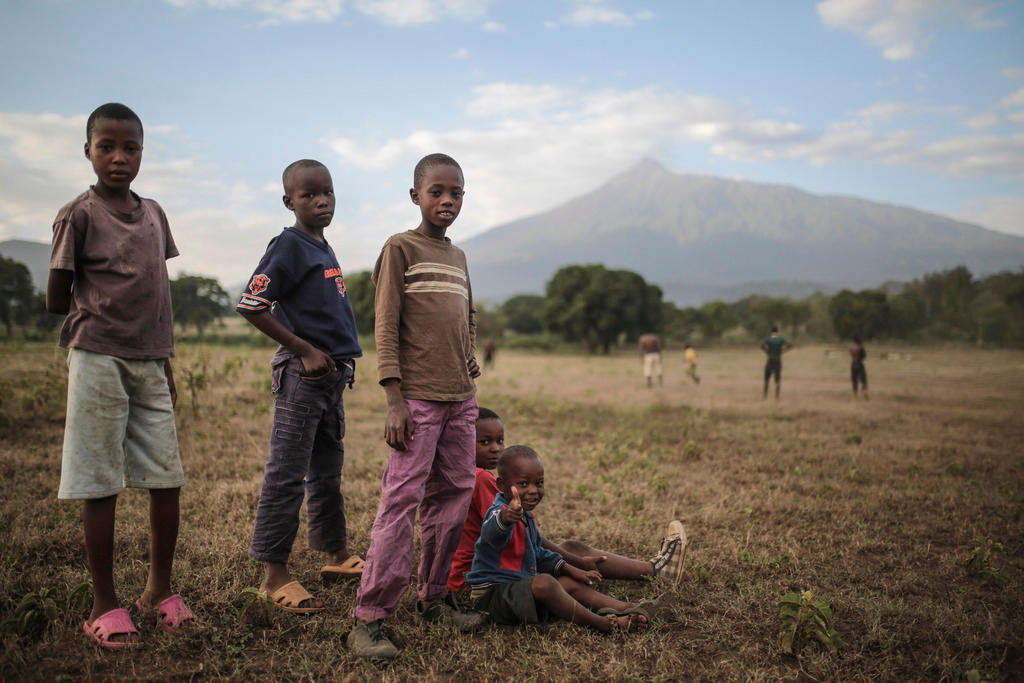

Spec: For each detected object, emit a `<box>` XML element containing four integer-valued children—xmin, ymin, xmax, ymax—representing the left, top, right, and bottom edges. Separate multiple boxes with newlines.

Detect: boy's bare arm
<box><xmin>561</xmin><ymin>562</ymin><xmax>601</xmax><ymax>586</ymax></box>
<box><xmin>238</xmin><ymin>310</ymin><xmax>335</xmax><ymax>376</ymax></box>
<box><xmin>381</xmin><ymin>379</ymin><xmax>414</xmax><ymax>451</ymax></box>
<box><xmin>541</xmin><ymin>538</ymin><xmax>607</xmax><ymax>571</ymax></box>
<box><xmin>46</xmin><ymin>269</ymin><xmax>73</xmax><ymax>314</ymax></box>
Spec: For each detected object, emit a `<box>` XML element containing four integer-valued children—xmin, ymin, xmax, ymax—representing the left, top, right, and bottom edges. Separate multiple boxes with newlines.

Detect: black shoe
<box><xmin>417</xmin><ymin>596</ymin><xmax>487</xmax><ymax>632</ymax></box>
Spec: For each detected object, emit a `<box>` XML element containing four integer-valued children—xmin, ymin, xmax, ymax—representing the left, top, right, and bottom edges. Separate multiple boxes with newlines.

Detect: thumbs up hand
<box><xmin>501</xmin><ymin>486</ymin><xmax>524</xmax><ymax>525</ymax></box>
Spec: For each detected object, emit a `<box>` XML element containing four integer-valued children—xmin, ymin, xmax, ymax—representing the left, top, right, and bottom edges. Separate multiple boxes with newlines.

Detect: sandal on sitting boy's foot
<box><xmin>319</xmin><ymin>556</ymin><xmax>364</xmax><ymax>582</ymax></box>
<box><xmin>597</xmin><ymin>591</ymin><xmax>673</xmax><ymax>622</ymax></box>
<box><xmin>263</xmin><ymin>581</ymin><xmax>325</xmax><ymax>614</ymax></box>
<box><xmin>634</xmin><ymin>592</ymin><xmax>676</xmax><ymax>621</ymax></box>
<box><xmin>605</xmin><ymin>612</ymin><xmax>649</xmax><ymax>634</ymax></box>
<box><xmin>135</xmin><ymin>594</ymin><xmax>196</xmax><ymax>635</ymax></box>
<box><xmin>83</xmin><ymin>608</ymin><xmax>142</xmax><ymax>649</ymax></box>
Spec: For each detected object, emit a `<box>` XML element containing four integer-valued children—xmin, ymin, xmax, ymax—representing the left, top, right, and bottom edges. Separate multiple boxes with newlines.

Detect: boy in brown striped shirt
<box><xmin>349</xmin><ymin>153</ymin><xmax>482</xmax><ymax>659</ymax></box>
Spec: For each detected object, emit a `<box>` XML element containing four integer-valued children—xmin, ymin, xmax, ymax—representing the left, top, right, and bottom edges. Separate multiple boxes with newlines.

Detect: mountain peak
<box><xmin>621</xmin><ymin>157</ymin><xmax>668</xmax><ymax>178</ymax></box>
<box><xmin>462</xmin><ymin>160</ymin><xmax>1024</xmax><ymax>305</ymax></box>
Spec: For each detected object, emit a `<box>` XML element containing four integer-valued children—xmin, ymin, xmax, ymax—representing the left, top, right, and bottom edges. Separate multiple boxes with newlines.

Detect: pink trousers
<box><xmin>353</xmin><ymin>397</ymin><xmax>477</xmax><ymax>622</ymax></box>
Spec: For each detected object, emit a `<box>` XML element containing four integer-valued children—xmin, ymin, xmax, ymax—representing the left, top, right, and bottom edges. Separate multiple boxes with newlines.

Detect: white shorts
<box><xmin>58</xmin><ymin>348</ymin><xmax>183</xmax><ymax>499</ymax></box>
<box><xmin>643</xmin><ymin>352</ymin><xmax>662</xmax><ymax>378</ymax></box>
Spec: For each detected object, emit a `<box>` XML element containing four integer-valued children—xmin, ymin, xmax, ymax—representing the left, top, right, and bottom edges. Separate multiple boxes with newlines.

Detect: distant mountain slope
<box><xmin>463</xmin><ymin>159</ymin><xmax>1024</xmax><ymax>305</ymax></box>
<box><xmin>0</xmin><ymin>239</ymin><xmax>50</xmax><ymax>292</ymax></box>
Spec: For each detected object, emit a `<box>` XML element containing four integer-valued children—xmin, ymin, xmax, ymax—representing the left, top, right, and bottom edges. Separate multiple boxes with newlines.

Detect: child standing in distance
<box><xmin>237</xmin><ymin>160</ymin><xmax>363</xmax><ymax>614</ymax></box>
<box><xmin>639</xmin><ymin>333</ymin><xmax>663</xmax><ymax>387</ymax></box>
<box><xmin>849</xmin><ymin>334</ymin><xmax>868</xmax><ymax>399</ymax></box>
<box><xmin>760</xmin><ymin>325</ymin><xmax>792</xmax><ymax>400</ymax></box>
<box><xmin>447</xmin><ymin>409</ymin><xmax>687</xmax><ymax>595</ymax></box>
<box><xmin>47</xmin><ymin>103</ymin><xmax>194</xmax><ymax>648</ymax></box>
<box><xmin>466</xmin><ymin>447</ymin><xmax>666</xmax><ymax>634</ymax></box>
<box><xmin>348</xmin><ymin>153</ymin><xmax>482</xmax><ymax>660</ymax></box>
<box><xmin>684</xmin><ymin>343</ymin><xmax>700</xmax><ymax>385</ymax></box>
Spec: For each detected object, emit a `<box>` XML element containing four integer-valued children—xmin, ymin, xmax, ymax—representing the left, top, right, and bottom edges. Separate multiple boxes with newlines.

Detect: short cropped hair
<box><xmin>282</xmin><ymin>159</ymin><xmax>327</xmax><ymax>193</ymax></box>
<box><xmin>413</xmin><ymin>153</ymin><xmax>462</xmax><ymax>189</ymax></box>
<box><xmin>477</xmin><ymin>407</ymin><xmax>500</xmax><ymax>422</ymax></box>
<box><xmin>770</xmin><ymin>325</ymin><xmax>779</xmax><ymax>333</ymax></box>
<box><xmin>497</xmin><ymin>445</ymin><xmax>540</xmax><ymax>481</ymax></box>
<box><xmin>87</xmin><ymin>103</ymin><xmax>143</xmax><ymax>143</ymax></box>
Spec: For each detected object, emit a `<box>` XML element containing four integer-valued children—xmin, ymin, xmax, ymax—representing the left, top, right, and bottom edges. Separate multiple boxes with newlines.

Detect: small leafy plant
<box><xmin>2</xmin><ymin>588</ymin><xmax>59</xmax><ymax>639</ymax></box>
<box><xmin>66</xmin><ymin>580</ymin><xmax>92</xmax><ymax>617</ymax></box>
<box><xmin>239</xmin><ymin>587</ymin><xmax>276</xmax><ymax>626</ymax></box>
<box><xmin>966</xmin><ymin>538</ymin><xmax>1003</xmax><ymax>582</ymax></box>
<box><xmin>779</xmin><ymin>590</ymin><xmax>840</xmax><ymax>656</ymax></box>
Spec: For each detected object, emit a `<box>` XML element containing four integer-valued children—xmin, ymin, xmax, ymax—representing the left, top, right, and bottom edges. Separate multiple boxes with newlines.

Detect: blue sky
<box><xmin>1</xmin><ymin>0</ymin><xmax>1022</xmax><ymax>288</ymax></box>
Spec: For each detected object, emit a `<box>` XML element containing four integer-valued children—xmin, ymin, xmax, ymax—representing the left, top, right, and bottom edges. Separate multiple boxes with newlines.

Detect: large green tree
<box><xmin>170</xmin><ymin>274</ymin><xmax>230</xmax><ymax>338</ymax></box>
<box><xmin>0</xmin><ymin>256</ymin><xmax>36</xmax><ymax>337</ymax></box>
<box><xmin>344</xmin><ymin>270</ymin><xmax>375</xmax><ymax>335</ymax></box>
<box><xmin>828</xmin><ymin>289</ymin><xmax>890</xmax><ymax>340</ymax></box>
<box><xmin>542</xmin><ymin>264</ymin><xmax>662</xmax><ymax>353</ymax></box>
<box><xmin>501</xmin><ymin>294</ymin><xmax>545</xmax><ymax>334</ymax></box>
<box><xmin>698</xmin><ymin>300</ymin><xmax>734</xmax><ymax>340</ymax></box>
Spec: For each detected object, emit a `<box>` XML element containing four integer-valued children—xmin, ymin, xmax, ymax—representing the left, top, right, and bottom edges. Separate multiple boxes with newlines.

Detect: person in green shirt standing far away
<box><xmin>760</xmin><ymin>325</ymin><xmax>792</xmax><ymax>400</ymax></box>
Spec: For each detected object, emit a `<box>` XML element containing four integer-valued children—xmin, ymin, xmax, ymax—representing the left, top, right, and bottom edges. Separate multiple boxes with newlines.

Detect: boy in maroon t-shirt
<box><xmin>47</xmin><ymin>103</ymin><xmax>193</xmax><ymax>649</ymax></box>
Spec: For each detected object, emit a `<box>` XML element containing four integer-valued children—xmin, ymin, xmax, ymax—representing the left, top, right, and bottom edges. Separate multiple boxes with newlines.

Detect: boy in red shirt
<box><xmin>447</xmin><ymin>408</ymin><xmax>688</xmax><ymax>595</ymax></box>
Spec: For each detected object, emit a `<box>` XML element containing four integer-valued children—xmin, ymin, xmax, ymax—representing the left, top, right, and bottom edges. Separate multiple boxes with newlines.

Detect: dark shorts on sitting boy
<box><xmin>472</xmin><ymin>578</ymin><xmax>550</xmax><ymax>625</ymax></box>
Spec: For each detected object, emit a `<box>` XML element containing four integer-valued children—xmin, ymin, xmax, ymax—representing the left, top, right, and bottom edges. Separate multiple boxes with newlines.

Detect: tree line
<box><xmin>2</xmin><ymin>255</ymin><xmax>1021</xmax><ymax>347</ymax></box>
<box><xmin>354</xmin><ymin>263</ymin><xmax>1024</xmax><ymax>350</ymax></box>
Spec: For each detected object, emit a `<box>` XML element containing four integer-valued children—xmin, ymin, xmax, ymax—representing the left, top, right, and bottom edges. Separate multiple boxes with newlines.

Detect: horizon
<box><xmin>1</xmin><ymin>1</ymin><xmax>1022</xmax><ymax>290</ymax></box>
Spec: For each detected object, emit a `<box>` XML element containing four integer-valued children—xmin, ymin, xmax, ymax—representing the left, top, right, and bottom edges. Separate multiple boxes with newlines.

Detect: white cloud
<box><xmin>958</xmin><ymin>196</ymin><xmax>1024</xmax><ymax>237</ymax></box>
<box><xmin>324</xmin><ymin>81</ymin><xmax>1024</xmax><ymax>239</ymax></box>
<box><xmin>855</xmin><ymin>100</ymin><xmax>964</xmax><ymax>121</ymax></box>
<box><xmin>164</xmin><ymin>0</ymin><xmax>345</xmax><ymax>23</ymax></box>
<box><xmin>0</xmin><ymin>111</ymin><xmax>301</xmax><ymax>285</ymax></box>
<box><xmin>452</xmin><ymin>47</ymin><xmax>469</xmax><ymax>58</ymax></box>
<box><xmin>163</xmin><ymin>0</ymin><xmax>492</xmax><ymax>25</ymax></box>
<box><xmin>965</xmin><ymin>112</ymin><xmax>1000</xmax><ymax>130</ymax></box>
<box><xmin>6</xmin><ymin>77</ymin><xmax>1024</xmax><ymax>285</ymax></box>
<box><xmin>1002</xmin><ymin>67</ymin><xmax>1024</xmax><ymax>80</ymax></box>
<box><xmin>816</xmin><ymin>0</ymin><xmax>1004</xmax><ymax>61</ymax></box>
<box><xmin>560</xmin><ymin>0</ymin><xmax>653</xmax><ymax>27</ymax></box>
<box><xmin>465</xmin><ymin>83</ymin><xmax>569</xmax><ymax>116</ymax></box>
<box><xmin>480</xmin><ymin>20</ymin><xmax>504</xmax><ymax>31</ymax></box>
<box><xmin>998</xmin><ymin>87</ymin><xmax>1024</xmax><ymax>109</ymax></box>
<box><xmin>856</xmin><ymin>101</ymin><xmax>915</xmax><ymax>120</ymax></box>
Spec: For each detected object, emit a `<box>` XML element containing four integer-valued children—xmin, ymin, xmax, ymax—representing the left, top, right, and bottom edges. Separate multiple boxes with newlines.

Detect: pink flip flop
<box><xmin>83</xmin><ymin>607</ymin><xmax>141</xmax><ymax>649</ymax></box>
<box><xmin>135</xmin><ymin>594</ymin><xmax>195</xmax><ymax>635</ymax></box>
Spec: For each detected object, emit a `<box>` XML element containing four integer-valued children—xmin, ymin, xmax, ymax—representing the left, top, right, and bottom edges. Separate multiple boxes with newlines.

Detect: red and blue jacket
<box><xmin>466</xmin><ymin>491</ymin><xmax>565</xmax><ymax>589</ymax></box>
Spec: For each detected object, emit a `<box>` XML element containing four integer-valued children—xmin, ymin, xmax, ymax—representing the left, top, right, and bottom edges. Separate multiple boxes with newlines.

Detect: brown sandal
<box><xmin>263</xmin><ymin>581</ymin><xmax>324</xmax><ymax>614</ymax></box>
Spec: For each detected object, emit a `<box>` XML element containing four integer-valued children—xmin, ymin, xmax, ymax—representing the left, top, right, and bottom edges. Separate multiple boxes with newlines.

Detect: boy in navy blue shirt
<box><xmin>237</xmin><ymin>159</ymin><xmax>363</xmax><ymax>613</ymax></box>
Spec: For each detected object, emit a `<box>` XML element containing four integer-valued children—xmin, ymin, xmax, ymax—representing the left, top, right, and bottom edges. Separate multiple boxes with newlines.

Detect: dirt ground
<box><xmin>1</xmin><ymin>343</ymin><xmax>1022</xmax><ymax>681</ymax></box>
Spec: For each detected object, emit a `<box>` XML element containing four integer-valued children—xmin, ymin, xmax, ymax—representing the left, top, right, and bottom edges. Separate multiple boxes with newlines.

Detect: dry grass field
<box><xmin>1</xmin><ymin>342</ymin><xmax>1022</xmax><ymax>681</ymax></box>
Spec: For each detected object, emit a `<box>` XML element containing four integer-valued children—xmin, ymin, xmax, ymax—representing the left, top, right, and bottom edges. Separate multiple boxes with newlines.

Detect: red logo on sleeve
<box><xmin>249</xmin><ymin>274</ymin><xmax>270</xmax><ymax>295</ymax></box>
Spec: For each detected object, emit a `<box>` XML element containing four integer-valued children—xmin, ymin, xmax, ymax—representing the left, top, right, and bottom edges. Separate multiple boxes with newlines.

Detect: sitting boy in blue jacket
<box><xmin>466</xmin><ymin>446</ymin><xmax>661</xmax><ymax>634</ymax></box>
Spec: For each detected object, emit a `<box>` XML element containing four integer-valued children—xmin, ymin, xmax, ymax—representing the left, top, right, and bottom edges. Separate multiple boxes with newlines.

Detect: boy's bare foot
<box><xmin>605</xmin><ymin>612</ymin><xmax>648</xmax><ymax>633</ymax></box>
<box><xmin>262</xmin><ymin>563</ymin><xmax>322</xmax><ymax>611</ymax></box>
<box><xmin>326</xmin><ymin>548</ymin><xmax>352</xmax><ymax>565</ymax></box>
<box><xmin>137</xmin><ymin>588</ymin><xmax>173</xmax><ymax>610</ymax></box>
